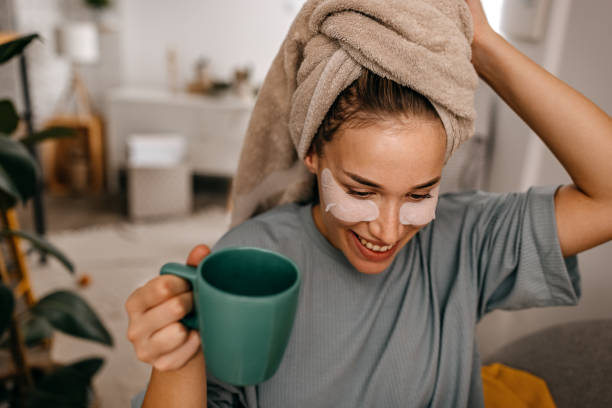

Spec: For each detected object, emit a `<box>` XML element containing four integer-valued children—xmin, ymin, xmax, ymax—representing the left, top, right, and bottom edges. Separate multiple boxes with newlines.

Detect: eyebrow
<box><xmin>342</xmin><ymin>170</ymin><xmax>440</xmax><ymax>190</ymax></box>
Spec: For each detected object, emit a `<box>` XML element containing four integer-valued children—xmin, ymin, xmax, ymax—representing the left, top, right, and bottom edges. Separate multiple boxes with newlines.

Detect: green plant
<box><xmin>0</xmin><ymin>33</ymin><xmax>113</xmax><ymax>407</ymax></box>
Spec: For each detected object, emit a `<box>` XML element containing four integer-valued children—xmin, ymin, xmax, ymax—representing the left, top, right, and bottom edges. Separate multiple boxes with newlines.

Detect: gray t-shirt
<box><xmin>132</xmin><ymin>186</ymin><xmax>580</xmax><ymax>408</ymax></box>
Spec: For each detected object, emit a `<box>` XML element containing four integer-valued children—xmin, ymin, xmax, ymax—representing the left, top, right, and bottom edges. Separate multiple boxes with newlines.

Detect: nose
<box><xmin>368</xmin><ymin>201</ymin><xmax>402</xmax><ymax>245</ymax></box>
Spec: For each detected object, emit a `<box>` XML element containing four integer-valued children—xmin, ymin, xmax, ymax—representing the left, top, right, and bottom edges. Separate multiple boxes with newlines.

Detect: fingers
<box><xmin>127</xmin><ymin>291</ymin><xmax>193</xmax><ymax>346</ymax></box>
<box><xmin>125</xmin><ymin>275</ymin><xmax>191</xmax><ymax>317</ymax></box>
<box><xmin>131</xmin><ymin>321</ymin><xmax>186</xmax><ymax>363</ymax></box>
<box><xmin>148</xmin><ymin>322</ymin><xmax>190</xmax><ymax>355</ymax></box>
<box><xmin>186</xmin><ymin>244</ymin><xmax>211</xmax><ymax>267</ymax></box>
<box><xmin>125</xmin><ymin>244</ymin><xmax>209</xmax><ymax>372</ymax></box>
<box><xmin>126</xmin><ymin>291</ymin><xmax>198</xmax><ymax>370</ymax></box>
<box><xmin>126</xmin><ymin>243</ymin><xmax>209</xmax><ymax>316</ymax></box>
<box><xmin>152</xmin><ymin>330</ymin><xmax>202</xmax><ymax>371</ymax></box>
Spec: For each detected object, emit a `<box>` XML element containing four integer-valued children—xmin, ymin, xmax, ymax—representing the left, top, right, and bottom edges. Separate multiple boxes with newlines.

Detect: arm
<box><xmin>143</xmin><ymin>351</ymin><xmax>207</xmax><ymax>408</ymax></box>
<box><xmin>466</xmin><ymin>0</ymin><xmax>612</xmax><ymax>257</ymax></box>
<box><xmin>126</xmin><ymin>245</ymin><xmax>211</xmax><ymax>407</ymax></box>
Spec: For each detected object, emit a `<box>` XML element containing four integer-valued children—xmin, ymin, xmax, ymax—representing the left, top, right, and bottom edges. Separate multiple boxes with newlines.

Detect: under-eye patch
<box><xmin>399</xmin><ymin>185</ymin><xmax>439</xmax><ymax>225</ymax></box>
<box><xmin>321</xmin><ymin>168</ymin><xmax>379</xmax><ymax>223</ymax></box>
<box><xmin>320</xmin><ymin>168</ymin><xmax>439</xmax><ymax>226</ymax></box>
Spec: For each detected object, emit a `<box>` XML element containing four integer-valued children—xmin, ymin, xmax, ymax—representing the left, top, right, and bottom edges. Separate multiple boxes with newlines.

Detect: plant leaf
<box><xmin>0</xmin><ymin>283</ymin><xmax>14</xmax><ymax>338</ymax></box>
<box><xmin>20</xmin><ymin>126</ymin><xmax>77</xmax><ymax>146</ymax></box>
<box><xmin>30</xmin><ymin>290</ymin><xmax>113</xmax><ymax>346</ymax></box>
<box><xmin>0</xmin><ymin>99</ymin><xmax>19</xmax><ymax>134</ymax></box>
<box><xmin>26</xmin><ymin>357</ymin><xmax>104</xmax><ymax>408</ymax></box>
<box><xmin>0</xmin><ymin>228</ymin><xmax>74</xmax><ymax>274</ymax></box>
<box><xmin>0</xmin><ymin>163</ymin><xmax>21</xmax><ymax>210</ymax></box>
<box><xmin>0</xmin><ymin>136</ymin><xmax>40</xmax><ymax>204</ymax></box>
<box><xmin>22</xmin><ymin>314</ymin><xmax>54</xmax><ymax>347</ymax></box>
<box><xmin>0</xmin><ymin>33</ymin><xmax>40</xmax><ymax>65</ymax></box>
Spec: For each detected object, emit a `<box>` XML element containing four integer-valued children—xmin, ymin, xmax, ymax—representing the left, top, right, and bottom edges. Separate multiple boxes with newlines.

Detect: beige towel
<box><xmin>230</xmin><ymin>0</ymin><xmax>478</xmax><ymax>227</ymax></box>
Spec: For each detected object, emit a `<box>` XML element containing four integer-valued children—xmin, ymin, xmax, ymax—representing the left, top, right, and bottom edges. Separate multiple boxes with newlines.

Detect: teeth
<box><xmin>358</xmin><ymin>236</ymin><xmax>393</xmax><ymax>253</ymax></box>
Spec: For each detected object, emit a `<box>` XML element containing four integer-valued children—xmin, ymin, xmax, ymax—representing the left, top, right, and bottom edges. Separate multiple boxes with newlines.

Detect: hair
<box><xmin>310</xmin><ymin>70</ymin><xmax>441</xmax><ymax>157</ymax></box>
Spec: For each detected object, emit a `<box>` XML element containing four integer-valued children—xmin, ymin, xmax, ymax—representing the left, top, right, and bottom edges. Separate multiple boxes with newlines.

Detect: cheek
<box><xmin>321</xmin><ymin>210</ymin><xmax>353</xmax><ymax>233</ymax></box>
<box><xmin>320</xmin><ymin>168</ymin><xmax>380</xmax><ymax>224</ymax></box>
<box><xmin>399</xmin><ymin>186</ymin><xmax>440</xmax><ymax>226</ymax></box>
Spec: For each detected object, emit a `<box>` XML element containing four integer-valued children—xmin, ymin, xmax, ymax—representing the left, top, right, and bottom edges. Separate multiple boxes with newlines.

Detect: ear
<box><xmin>303</xmin><ymin>150</ymin><xmax>319</xmax><ymax>175</ymax></box>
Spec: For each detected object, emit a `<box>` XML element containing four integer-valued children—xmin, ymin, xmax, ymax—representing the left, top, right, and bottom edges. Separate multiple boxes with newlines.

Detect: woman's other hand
<box><xmin>125</xmin><ymin>244</ymin><xmax>211</xmax><ymax>371</ymax></box>
<box><xmin>464</xmin><ymin>0</ymin><xmax>496</xmax><ymax>52</ymax></box>
<box><xmin>464</xmin><ymin>0</ymin><xmax>499</xmax><ymax>75</ymax></box>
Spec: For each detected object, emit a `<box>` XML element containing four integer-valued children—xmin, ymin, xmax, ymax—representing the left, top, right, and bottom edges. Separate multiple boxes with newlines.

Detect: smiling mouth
<box><xmin>352</xmin><ymin>231</ymin><xmax>395</xmax><ymax>253</ymax></box>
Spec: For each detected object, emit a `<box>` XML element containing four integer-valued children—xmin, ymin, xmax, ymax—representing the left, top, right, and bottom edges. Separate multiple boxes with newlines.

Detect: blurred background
<box><xmin>0</xmin><ymin>0</ymin><xmax>610</xmax><ymax>406</ymax></box>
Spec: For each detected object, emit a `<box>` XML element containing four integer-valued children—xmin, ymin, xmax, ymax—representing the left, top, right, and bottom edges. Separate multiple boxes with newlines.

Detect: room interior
<box><xmin>0</xmin><ymin>0</ymin><xmax>611</xmax><ymax>406</ymax></box>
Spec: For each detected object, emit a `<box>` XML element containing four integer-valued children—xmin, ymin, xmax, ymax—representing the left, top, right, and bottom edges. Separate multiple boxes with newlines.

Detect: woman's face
<box><xmin>304</xmin><ymin>118</ymin><xmax>446</xmax><ymax>274</ymax></box>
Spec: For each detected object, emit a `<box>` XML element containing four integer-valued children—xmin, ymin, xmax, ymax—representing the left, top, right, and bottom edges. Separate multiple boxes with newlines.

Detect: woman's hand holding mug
<box><xmin>125</xmin><ymin>245</ymin><xmax>211</xmax><ymax>371</ymax></box>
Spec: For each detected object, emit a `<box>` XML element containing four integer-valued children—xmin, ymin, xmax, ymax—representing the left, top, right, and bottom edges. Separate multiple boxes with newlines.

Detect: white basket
<box><xmin>127</xmin><ymin>134</ymin><xmax>186</xmax><ymax>168</ymax></box>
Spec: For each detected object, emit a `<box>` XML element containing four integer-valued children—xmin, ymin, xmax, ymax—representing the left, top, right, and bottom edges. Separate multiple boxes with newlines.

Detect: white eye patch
<box><xmin>399</xmin><ymin>185</ymin><xmax>439</xmax><ymax>226</ymax></box>
<box><xmin>320</xmin><ymin>168</ymin><xmax>379</xmax><ymax>223</ymax></box>
<box><xmin>320</xmin><ymin>168</ymin><xmax>438</xmax><ymax>226</ymax></box>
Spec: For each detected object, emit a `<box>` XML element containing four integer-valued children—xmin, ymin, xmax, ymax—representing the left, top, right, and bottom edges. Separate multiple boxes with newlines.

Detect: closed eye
<box><xmin>408</xmin><ymin>193</ymin><xmax>432</xmax><ymax>201</ymax></box>
<box><xmin>347</xmin><ymin>189</ymin><xmax>373</xmax><ymax>199</ymax></box>
<box><xmin>348</xmin><ymin>190</ymin><xmax>433</xmax><ymax>200</ymax></box>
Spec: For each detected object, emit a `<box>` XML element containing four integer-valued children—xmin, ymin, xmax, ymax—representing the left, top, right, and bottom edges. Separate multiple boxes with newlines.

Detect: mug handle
<box><xmin>160</xmin><ymin>262</ymin><xmax>199</xmax><ymax>329</ymax></box>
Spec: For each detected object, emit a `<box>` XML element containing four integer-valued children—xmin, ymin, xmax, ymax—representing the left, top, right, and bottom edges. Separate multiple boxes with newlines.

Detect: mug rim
<box><xmin>199</xmin><ymin>246</ymin><xmax>301</xmax><ymax>301</ymax></box>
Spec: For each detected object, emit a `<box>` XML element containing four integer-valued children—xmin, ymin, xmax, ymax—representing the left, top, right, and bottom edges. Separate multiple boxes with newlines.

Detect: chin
<box><xmin>351</xmin><ymin>259</ymin><xmax>393</xmax><ymax>274</ymax></box>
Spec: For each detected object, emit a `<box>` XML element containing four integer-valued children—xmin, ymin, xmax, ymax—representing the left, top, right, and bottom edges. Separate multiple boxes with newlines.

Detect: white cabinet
<box><xmin>105</xmin><ymin>88</ymin><xmax>254</xmax><ymax>193</ymax></box>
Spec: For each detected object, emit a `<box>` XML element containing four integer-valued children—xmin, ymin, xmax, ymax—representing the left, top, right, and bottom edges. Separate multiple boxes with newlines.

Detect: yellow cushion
<box><xmin>481</xmin><ymin>363</ymin><xmax>556</xmax><ymax>408</ymax></box>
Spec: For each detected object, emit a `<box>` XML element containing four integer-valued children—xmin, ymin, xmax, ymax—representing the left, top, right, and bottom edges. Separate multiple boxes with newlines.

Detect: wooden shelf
<box><xmin>41</xmin><ymin>115</ymin><xmax>105</xmax><ymax>194</ymax></box>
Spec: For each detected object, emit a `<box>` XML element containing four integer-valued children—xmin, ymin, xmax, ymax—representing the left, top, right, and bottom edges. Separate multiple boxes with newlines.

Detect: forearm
<box><xmin>143</xmin><ymin>350</ymin><xmax>207</xmax><ymax>408</ymax></box>
<box><xmin>472</xmin><ymin>31</ymin><xmax>612</xmax><ymax>201</ymax></box>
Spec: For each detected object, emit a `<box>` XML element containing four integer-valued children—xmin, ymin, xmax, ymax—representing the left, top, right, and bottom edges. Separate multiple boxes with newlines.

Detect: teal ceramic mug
<box><xmin>160</xmin><ymin>247</ymin><xmax>300</xmax><ymax>385</ymax></box>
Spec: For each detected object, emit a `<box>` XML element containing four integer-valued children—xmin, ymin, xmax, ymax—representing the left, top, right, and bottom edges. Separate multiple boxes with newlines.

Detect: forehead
<box><xmin>323</xmin><ymin>119</ymin><xmax>446</xmax><ymax>188</ymax></box>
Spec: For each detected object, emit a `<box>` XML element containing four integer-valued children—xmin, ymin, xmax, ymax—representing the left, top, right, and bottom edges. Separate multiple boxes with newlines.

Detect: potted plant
<box><xmin>0</xmin><ymin>33</ymin><xmax>113</xmax><ymax>407</ymax></box>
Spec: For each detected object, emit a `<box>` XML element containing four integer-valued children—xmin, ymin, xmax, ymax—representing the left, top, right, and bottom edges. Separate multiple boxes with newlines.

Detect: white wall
<box><xmin>9</xmin><ymin>0</ymin><xmax>298</xmax><ymax>123</ymax></box>
<box><xmin>0</xmin><ymin>0</ymin><xmax>19</xmax><ymax>108</ymax></box>
<box><xmin>10</xmin><ymin>0</ymin><xmax>121</xmax><ymax>125</ymax></box>
<box><xmin>477</xmin><ymin>0</ymin><xmax>612</xmax><ymax>358</ymax></box>
<box><xmin>118</xmin><ymin>0</ymin><xmax>299</xmax><ymax>88</ymax></box>
<box><xmin>11</xmin><ymin>0</ymin><xmax>70</xmax><ymax>126</ymax></box>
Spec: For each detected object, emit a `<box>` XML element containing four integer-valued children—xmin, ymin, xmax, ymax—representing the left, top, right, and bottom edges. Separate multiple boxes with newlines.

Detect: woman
<box><xmin>126</xmin><ymin>0</ymin><xmax>612</xmax><ymax>406</ymax></box>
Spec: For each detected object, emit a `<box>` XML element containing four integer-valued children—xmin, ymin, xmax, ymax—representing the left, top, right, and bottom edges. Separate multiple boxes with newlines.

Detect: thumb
<box><xmin>186</xmin><ymin>244</ymin><xmax>211</xmax><ymax>267</ymax></box>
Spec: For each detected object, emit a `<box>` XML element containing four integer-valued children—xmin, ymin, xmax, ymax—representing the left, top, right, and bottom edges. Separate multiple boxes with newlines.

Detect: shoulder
<box><xmin>431</xmin><ymin>186</ymin><xmax>559</xmax><ymax>236</ymax></box>
<box><xmin>437</xmin><ymin>187</ymin><xmax>557</xmax><ymax>216</ymax></box>
<box><xmin>250</xmin><ymin>202</ymin><xmax>305</xmax><ymax>227</ymax></box>
<box><xmin>435</xmin><ymin>189</ymin><xmax>506</xmax><ymax>222</ymax></box>
<box><xmin>213</xmin><ymin>203</ymin><xmax>306</xmax><ymax>252</ymax></box>
<box><xmin>438</xmin><ymin>189</ymin><xmax>502</xmax><ymax>210</ymax></box>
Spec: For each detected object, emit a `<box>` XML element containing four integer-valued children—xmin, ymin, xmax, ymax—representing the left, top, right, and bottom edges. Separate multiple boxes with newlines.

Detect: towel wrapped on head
<box><xmin>230</xmin><ymin>0</ymin><xmax>478</xmax><ymax>227</ymax></box>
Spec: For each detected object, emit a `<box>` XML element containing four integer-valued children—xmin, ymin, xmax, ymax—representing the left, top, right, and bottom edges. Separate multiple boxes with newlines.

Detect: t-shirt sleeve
<box><xmin>440</xmin><ymin>186</ymin><xmax>581</xmax><ymax>319</ymax></box>
<box><xmin>207</xmin><ymin>376</ymin><xmax>258</xmax><ymax>407</ymax></box>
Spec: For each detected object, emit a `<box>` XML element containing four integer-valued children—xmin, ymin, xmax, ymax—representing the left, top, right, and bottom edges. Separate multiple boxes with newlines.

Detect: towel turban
<box><xmin>230</xmin><ymin>0</ymin><xmax>478</xmax><ymax>226</ymax></box>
